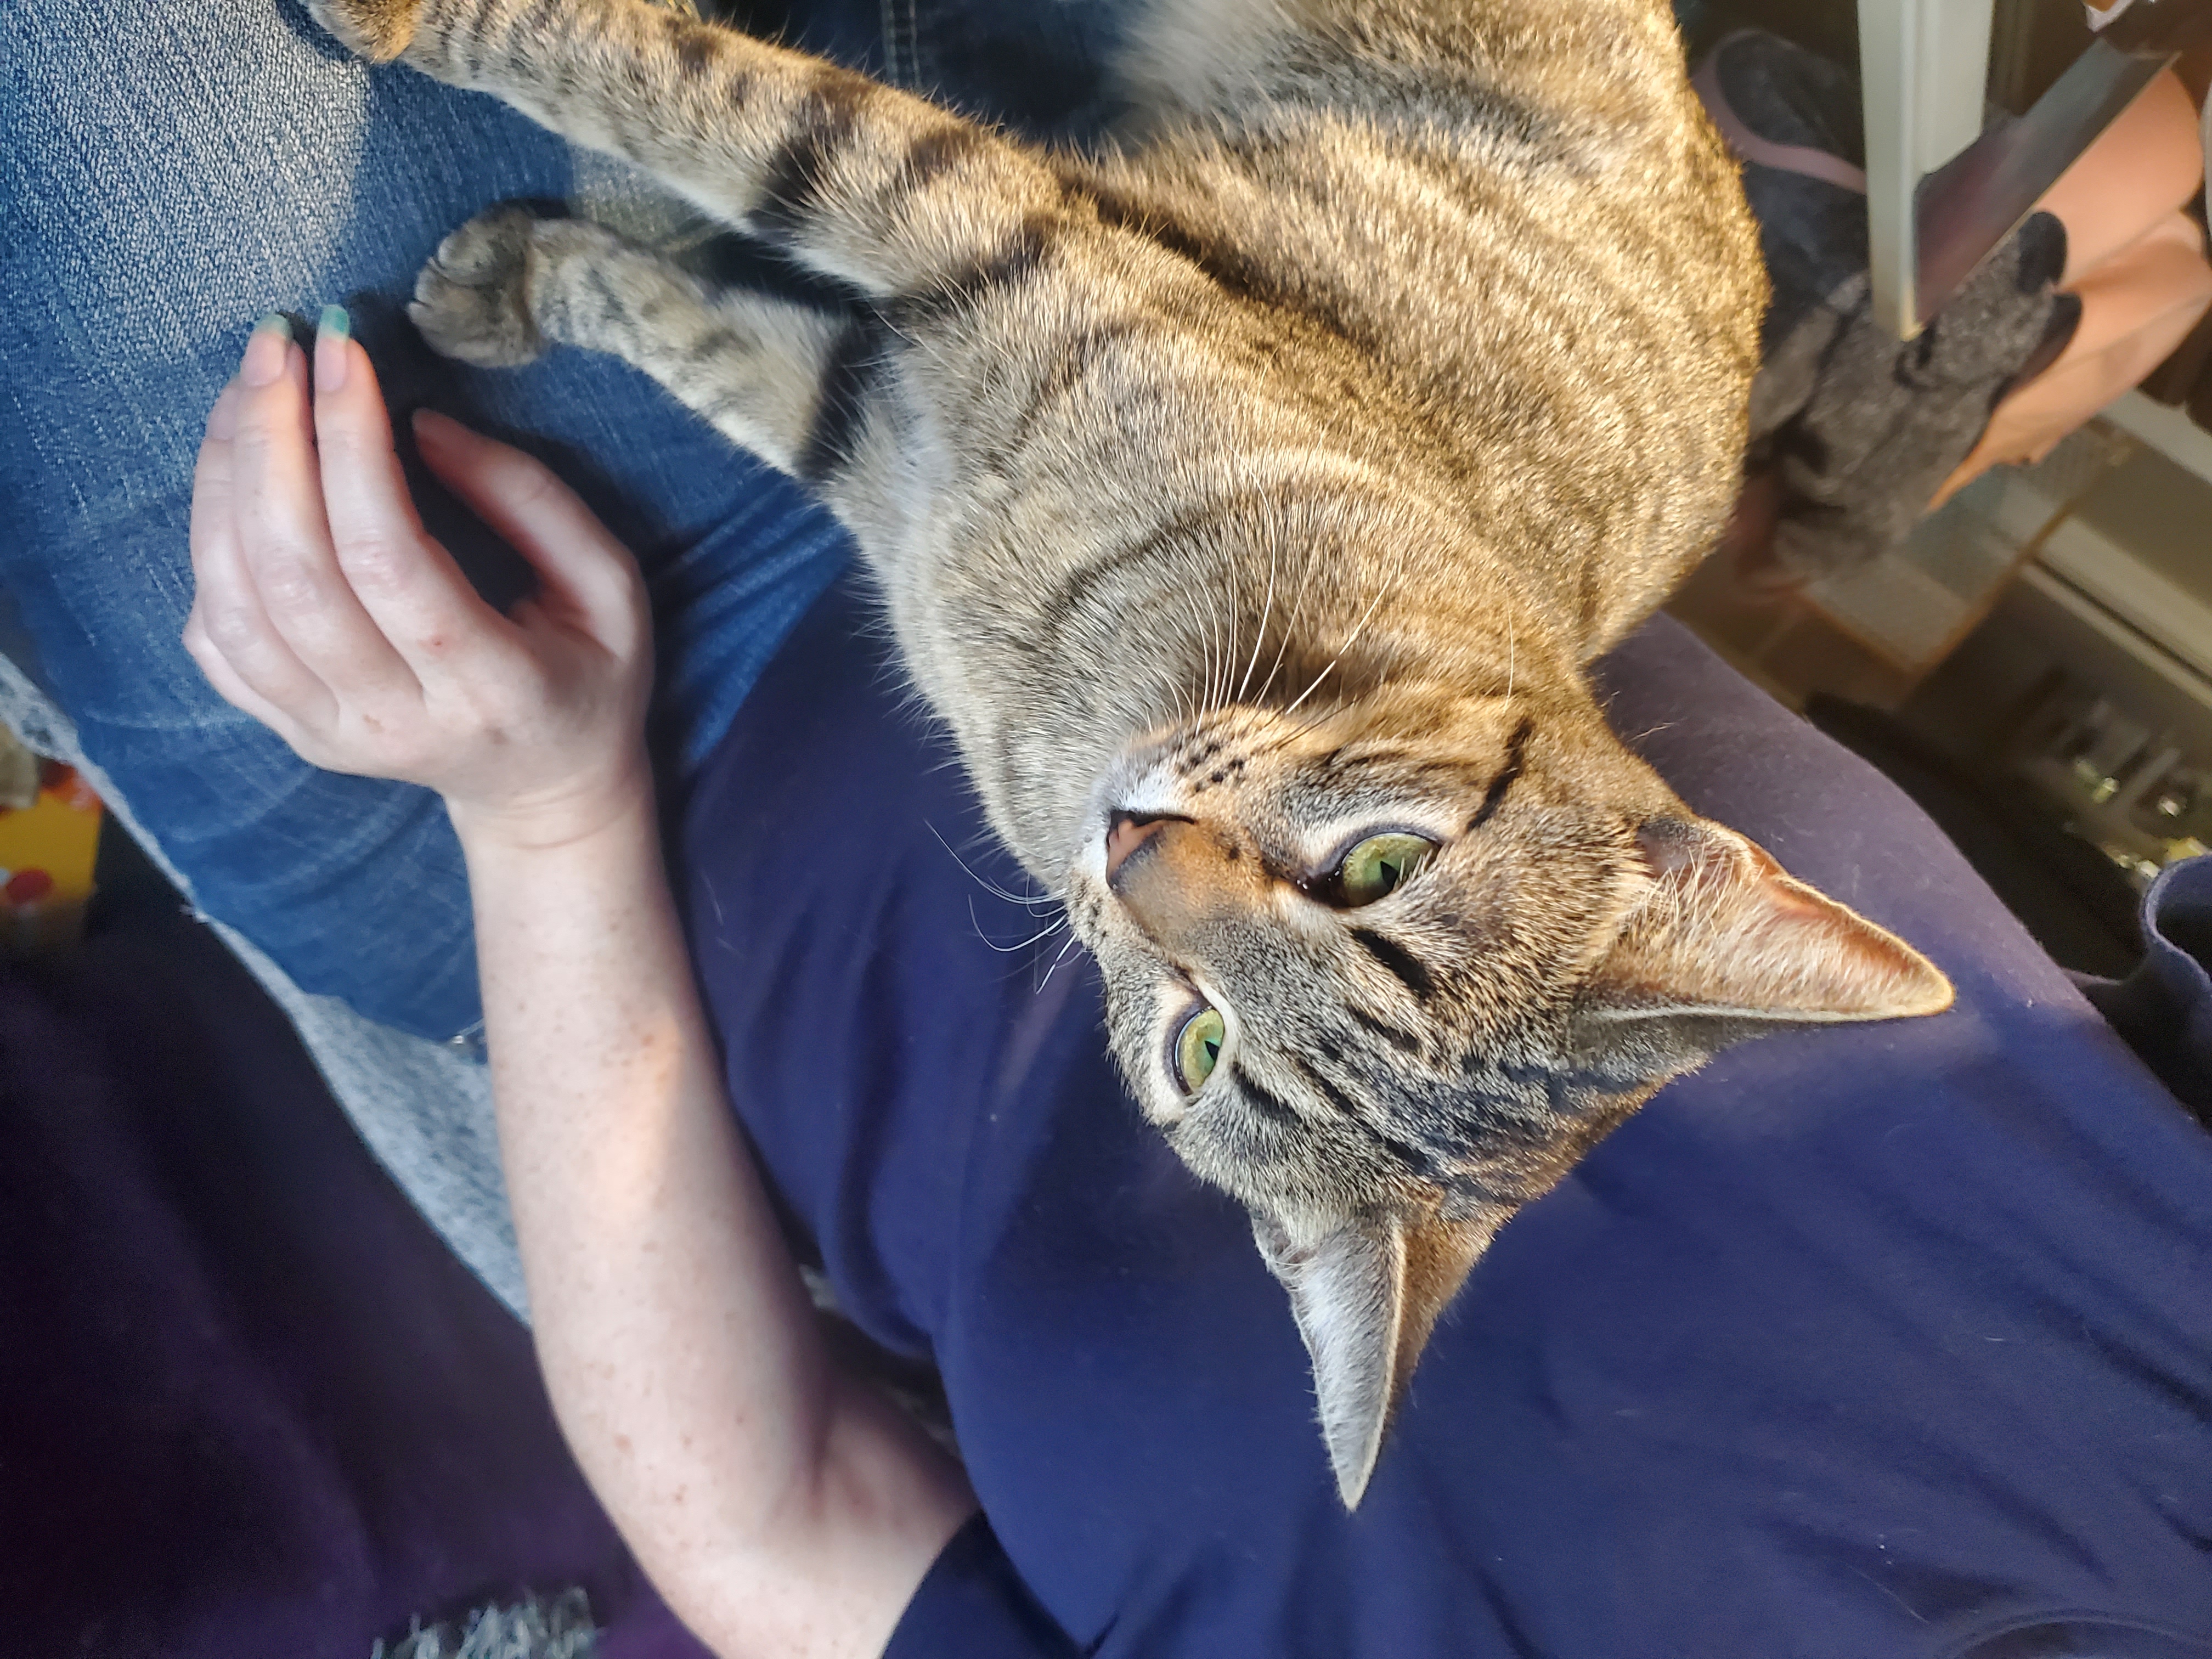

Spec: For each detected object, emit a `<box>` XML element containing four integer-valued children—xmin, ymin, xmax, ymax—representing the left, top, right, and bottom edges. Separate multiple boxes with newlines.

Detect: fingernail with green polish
<box><xmin>242</xmin><ymin>312</ymin><xmax>292</xmax><ymax>385</ymax></box>
<box><xmin>315</xmin><ymin>304</ymin><xmax>353</xmax><ymax>394</ymax></box>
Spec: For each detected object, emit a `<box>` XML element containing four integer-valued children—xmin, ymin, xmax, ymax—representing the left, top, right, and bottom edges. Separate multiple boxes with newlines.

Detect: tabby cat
<box><xmin>306</xmin><ymin>0</ymin><xmax>1953</xmax><ymax>1504</ymax></box>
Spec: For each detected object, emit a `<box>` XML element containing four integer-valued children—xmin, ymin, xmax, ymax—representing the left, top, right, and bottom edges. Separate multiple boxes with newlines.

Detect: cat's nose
<box><xmin>1105</xmin><ymin>811</ymin><xmax>1182</xmax><ymax>884</ymax></box>
<box><xmin>1109</xmin><ymin>816</ymin><xmax>1261</xmax><ymax>939</ymax></box>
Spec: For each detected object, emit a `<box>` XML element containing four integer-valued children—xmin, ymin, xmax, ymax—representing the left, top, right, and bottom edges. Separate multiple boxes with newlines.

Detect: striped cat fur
<box><xmin>307</xmin><ymin>0</ymin><xmax>1954</xmax><ymax>1504</ymax></box>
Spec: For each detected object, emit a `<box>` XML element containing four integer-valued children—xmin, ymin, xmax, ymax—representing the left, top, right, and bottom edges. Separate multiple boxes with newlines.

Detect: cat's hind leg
<box><xmin>413</xmin><ymin>205</ymin><xmax>889</xmax><ymax>489</ymax></box>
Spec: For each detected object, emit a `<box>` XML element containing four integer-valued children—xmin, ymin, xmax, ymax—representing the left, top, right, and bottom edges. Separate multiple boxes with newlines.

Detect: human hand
<box><xmin>185</xmin><ymin>308</ymin><xmax>653</xmax><ymax>853</ymax></box>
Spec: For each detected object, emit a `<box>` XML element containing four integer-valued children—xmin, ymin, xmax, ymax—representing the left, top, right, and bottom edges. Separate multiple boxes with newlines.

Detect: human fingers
<box><xmin>182</xmin><ymin>605</ymin><xmax>311</xmax><ymax>743</ymax></box>
<box><xmin>310</xmin><ymin>306</ymin><xmax>509</xmax><ymax>673</ymax></box>
<box><xmin>229</xmin><ymin>313</ymin><xmax>422</xmax><ymax>709</ymax></box>
<box><xmin>188</xmin><ymin>375</ymin><xmax>338</xmax><ymax>729</ymax></box>
<box><xmin>412</xmin><ymin>410</ymin><xmax>648</xmax><ymax>653</ymax></box>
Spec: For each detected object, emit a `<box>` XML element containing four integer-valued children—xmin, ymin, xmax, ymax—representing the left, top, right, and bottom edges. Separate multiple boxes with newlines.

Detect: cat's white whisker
<box><xmin>927</xmin><ymin>821</ymin><xmax>1061</xmax><ymax>911</ymax></box>
<box><xmin>1278</xmin><ymin>560</ymin><xmax>1408</xmax><ymax>724</ymax></box>
<box><xmin>1186</xmin><ymin>594</ymin><xmax>1216</xmax><ymax>723</ymax></box>
<box><xmin>1274</xmin><ymin>691</ymin><xmax>1348</xmax><ymax>750</ymax></box>
<box><xmin>1236</xmin><ymin>537</ymin><xmax>1279</xmax><ymax>704</ymax></box>
<box><xmin>1215</xmin><ymin>528</ymin><xmax>1246</xmax><ymax>718</ymax></box>
<box><xmin>1254</xmin><ymin>570</ymin><xmax>1313</xmax><ymax>707</ymax></box>
<box><xmin>1272</xmin><ymin>568</ymin><xmax>1418</xmax><ymax>742</ymax></box>
<box><xmin>970</xmin><ymin>898</ymin><xmax>1072</xmax><ymax>954</ymax></box>
<box><xmin>1034</xmin><ymin>927</ymin><xmax>1086</xmax><ymax>995</ymax></box>
<box><xmin>1277</xmin><ymin>660</ymin><xmax>1336</xmax><ymax>723</ymax></box>
<box><xmin>1205</xmin><ymin>595</ymin><xmax>1232</xmax><ymax>719</ymax></box>
<box><xmin>1207</xmin><ymin>588</ymin><xmax>1231</xmax><ymax>716</ymax></box>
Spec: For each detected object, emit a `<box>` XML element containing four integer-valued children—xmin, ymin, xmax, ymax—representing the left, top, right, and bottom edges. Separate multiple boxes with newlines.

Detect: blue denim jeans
<box><xmin>0</xmin><ymin>0</ymin><xmax>1128</xmax><ymax>1042</ymax></box>
<box><xmin>0</xmin><ymin>5</ymin><xmax>839</xmax><ymax>1041</ymax></box>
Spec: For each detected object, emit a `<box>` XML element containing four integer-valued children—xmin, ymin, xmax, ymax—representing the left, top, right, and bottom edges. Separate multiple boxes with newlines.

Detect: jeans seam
<box><xmin>881</xmin><ymin>0</ymin><xmax>917</xmax><ymax>88</ymax></box>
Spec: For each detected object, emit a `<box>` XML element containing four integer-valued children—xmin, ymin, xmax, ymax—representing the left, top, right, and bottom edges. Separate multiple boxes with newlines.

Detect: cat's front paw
<box><xmin>410</xmin><ymin>206</ymin><xmax>549</xmax><ymax>368</ymax></box>
<box><xmin>304</xmin><ymin>0</ymin><xmax>425</xmax><ymax>63</ymax></box>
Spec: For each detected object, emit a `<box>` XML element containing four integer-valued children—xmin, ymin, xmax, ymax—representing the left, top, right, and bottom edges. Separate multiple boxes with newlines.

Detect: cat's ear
<box><xmin>1251</xmin><ymin>1205</ymin><xmax>1498</xmax><ymax>1509</ymax></box>
<box><xmin>1576</xmin><ymin>817</ymin><xmax>1953</xmax><ymax>1049</ymax></box>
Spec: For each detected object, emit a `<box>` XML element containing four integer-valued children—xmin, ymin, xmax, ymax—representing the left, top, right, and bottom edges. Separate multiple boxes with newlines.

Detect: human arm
<box><xmin>184</xmin><ymin>311</ymin><xmax>977</xmax><ymax>1656</ymax></box>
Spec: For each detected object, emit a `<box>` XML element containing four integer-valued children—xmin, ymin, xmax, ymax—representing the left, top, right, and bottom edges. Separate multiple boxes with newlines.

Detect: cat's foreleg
<box><xmin>413</xmin><ymin>205</ymin><xmax>887</xmax><ymax>488</ymax></box>
<box><xmin>308</xmin><ymin>0</ymin><xmax>1065</xmax><ymax>302</ymax></box>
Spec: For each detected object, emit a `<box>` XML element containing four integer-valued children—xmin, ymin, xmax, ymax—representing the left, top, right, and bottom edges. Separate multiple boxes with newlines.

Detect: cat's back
<box><xmin>1071</xmin><ymin>0</ymin><xmax>1765</xmax><ymax>654</ymax></box>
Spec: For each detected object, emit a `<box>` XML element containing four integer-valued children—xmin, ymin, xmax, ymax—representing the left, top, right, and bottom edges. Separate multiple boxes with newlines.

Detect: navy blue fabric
<box><xmin>896</xmin><ymin>1516</ymin><xmax>1084</xmax><ymax>1659</ymax></box>
<box><xmin>684</xmin><ymin>582</ymin><xmax>2212</xmax><ymax>1659</ymax></box>
<box><xmin>2086</xmin><ymin>857</ymin><xmax>2212</xmax><ymax>1126</ymax></box>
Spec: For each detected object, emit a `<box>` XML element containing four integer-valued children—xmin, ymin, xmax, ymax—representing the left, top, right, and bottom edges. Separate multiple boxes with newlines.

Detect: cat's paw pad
<box><xmin>303</xmin><ymin>0</ymin><xmax>424</xmax><ymax>61</ymax></box>
<box><xmin>410</xmin><ymin>207</ymin><xmax>548</xmax><ymax>368</ymax></box>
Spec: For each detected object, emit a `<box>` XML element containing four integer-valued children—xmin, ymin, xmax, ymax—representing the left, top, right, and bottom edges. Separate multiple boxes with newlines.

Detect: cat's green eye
<box><xmin>1174</xmin><ymin>1005</ymin><xmax>1226</xmax><ymax>1093</ymax></box>
<box><xmin>1336</xmin><ymin>833</ymin><xmax>1437</xmax><ymax>905</ymax></box>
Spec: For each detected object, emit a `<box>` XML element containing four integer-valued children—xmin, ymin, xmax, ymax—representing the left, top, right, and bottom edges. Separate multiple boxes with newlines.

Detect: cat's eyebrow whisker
<box><xmin>1216</xmin><ymin>536</ymin><xmax>1245</xmax><ymax>718</ymax></box>
<box><xmin>927</xmin><ymin>821</ymin><xmax>1062</xmax><ymax>911</ymax></box>
<box><xmin>1206</xmin><ymin>586</ymin><xmax>1231</xmax><ymax>718</ymax></box>
<box><xmin>1204</xmin><ymin>594</ymin><xmax>1224</xmax><ymax>718</ymax></box>
<box><xmin>1236</xmin><ymin>535</ymin><xmax>1279</xmax><ymax>704</ymax></box>
<box><xmin>1165</xmin><ymin>675</ymin><xmax>1196</xmax><ymax>729</ymax></box>
<box><xmin>1194</xmin><ymin>592</ymin><xmax>1229</xmax><ymax>725</ymax></box>
<box><xmin>1204</xmin><ymin>604</ymin><xmax>1229</xmax><ymax>720</ymax></box>
<box><xmin>1274</xmin><ymin>693</ymin><xmax>1348</xmax><ymax>751</ymax></box>
<box><xmin>1278</xmin><ymin>562</ymin><xmax>1404</xmax><ymax>723</ymax></box>
<box><xmin>1254</xmin><ymin>569</ymin><xmax>1312</xmax><ymax>706</ymax></box>
<box><xmin>1255</xmin><ymin>633</ymin><xmax>1294</xmax><ymax>704</ymax></box>
<box><xmin>1277</xmin><ymin>661</ymin><xmax>1337</xmax><ymax>725</ymax></box>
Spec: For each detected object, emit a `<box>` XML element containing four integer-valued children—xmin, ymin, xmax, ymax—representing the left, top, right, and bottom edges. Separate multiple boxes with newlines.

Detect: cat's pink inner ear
<box><xmin>1593</xmin><ymin>819</ymin><xmax>1954</xmax><ymax>1023</ymax></box>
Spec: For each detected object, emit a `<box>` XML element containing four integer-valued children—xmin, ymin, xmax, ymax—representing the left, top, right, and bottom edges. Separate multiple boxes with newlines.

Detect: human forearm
<box><xmin>458</xmin><ymin>777</ymin><xmax>974</xmax><ymax>1656</ymax></box>
<box><xmin>461</xmin><ymin>779</ymin><xmax>814</xmax><ymax>1585</ymax></box>
<box><xmin>187</xmin><ymin>313</ymin><xmax>973</xmax><ymax>1658</ymax></box>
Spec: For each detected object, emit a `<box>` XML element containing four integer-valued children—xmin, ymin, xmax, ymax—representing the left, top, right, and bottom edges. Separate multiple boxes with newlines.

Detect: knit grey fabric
<box><xmin>373</xmin><ymin>1590</ymin><xmax>597</xmax><ymax>1659</ymax></box>
<box><xmin>1715</xmin><ymin>31</ymin><xmax>2068</xmax><ymax>580</ymax></box>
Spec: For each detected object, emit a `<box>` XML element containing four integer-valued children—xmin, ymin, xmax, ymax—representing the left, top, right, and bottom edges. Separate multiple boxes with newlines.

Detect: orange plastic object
<box><xmin>0</xmin><ymin>761</ymin><xmax>102</xmax><ymax>954</ymax></box>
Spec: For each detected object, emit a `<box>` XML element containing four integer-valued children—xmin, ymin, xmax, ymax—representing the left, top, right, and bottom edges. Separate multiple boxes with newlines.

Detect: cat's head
<box><xmin>1063</xmin><ymin>678</ymin><xmax>1951</xmax><ymax>1506</ymax></box>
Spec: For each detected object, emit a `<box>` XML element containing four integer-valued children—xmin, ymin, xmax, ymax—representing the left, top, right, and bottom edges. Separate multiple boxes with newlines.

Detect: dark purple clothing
<box><xmin>0</xmin><ymin>910</ymin><xmax>706</xmax><ymax>1658</ymax></box>
<box><xmin>684</xmin><ymin>582</ymin><xmax>2212</xmax><ymax>1659</ymax></box>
